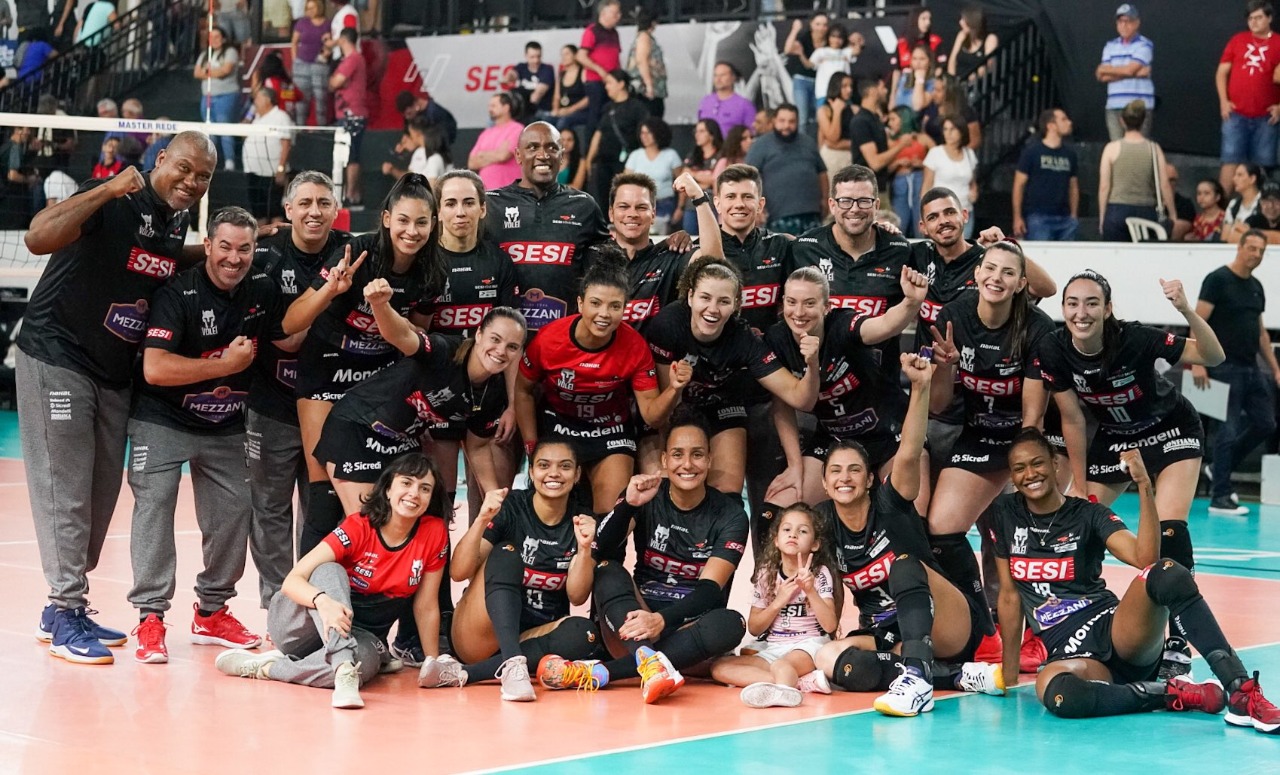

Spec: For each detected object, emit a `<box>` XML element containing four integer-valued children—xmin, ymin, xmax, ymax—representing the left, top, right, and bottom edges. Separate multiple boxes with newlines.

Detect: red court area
<box><xmin>1</xmin><ymin>460</ymin><xmax>1277</xmax><ymax>774</ymax></box>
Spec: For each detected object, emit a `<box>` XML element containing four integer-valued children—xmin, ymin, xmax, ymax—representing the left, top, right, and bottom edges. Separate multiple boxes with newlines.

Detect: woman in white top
<box><xmin>408</xmin><ymin>120</ymin><xmax>452</xmax><ymax>186</ymax></box>
<box><xmin>922</xmin><ymin>116</ymin><xmax>979</xmax><ymax>237</ymax></box>
<box><xmin>811</xmin><ymin>24</ymin><xmax>852</xmax><ymax>108</ymax></box>
<box><xmin>625</xmin><ymin>118</ymin><xmax>683</xmax><ymax>234</ymax></box>
<box><xmin>1223</xmin><ymin>163</ymin><xmax>1264</xmax><ymax>243</ymax></box>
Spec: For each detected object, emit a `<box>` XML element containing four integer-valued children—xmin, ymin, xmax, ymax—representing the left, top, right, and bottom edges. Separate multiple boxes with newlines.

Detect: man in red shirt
<box><xmin>329</xmin><ymin>27</ymin><xmax>369</xmax><ymax>209</ymax></box>
<box><xmin>1217</xmin><ymin>0</ymin><xmax>1280</xmax><ymax>195</ymax></box>
<box><xmin>576</xmin><ymin>0</ymin><xmax>622</xmax><ymax>138</ymax></box>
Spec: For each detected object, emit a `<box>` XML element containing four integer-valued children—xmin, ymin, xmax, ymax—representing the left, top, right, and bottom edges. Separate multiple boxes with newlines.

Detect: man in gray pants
<box><xmin>128</xmin><ymin>206</ymin><xmax>300</xmax><ymax>664</ymax></box>
<box><xmin>17</xmin><ymin>131</ymin><xmax>216</xmax><ymax>665</ymax></box>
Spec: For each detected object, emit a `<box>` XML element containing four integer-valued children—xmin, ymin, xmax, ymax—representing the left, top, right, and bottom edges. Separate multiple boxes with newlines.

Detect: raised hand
<box><xmin>572</xmin><ymin>514</ymin><xmax>597</xmax><ymax>548</ymax></box>
<box><xmin>477</xmin><ymin>487</ymin><xmax>509</xmax><ymax>523</ymax></box>
<box><xmin>107</xmin><ymin>166</ymin><xmax>146</xmax><ymax>198</ymax></box>
<box><xmin>324</xmin><ymin>244</ymin><xmax>367</xmax><ymax>295</ymax></box>
<box><xmin>672</xmin><ymin>171</ymin><xmax>703</xmax><ymax>200</ymax></box>
<box><xmin>1119</xmin><ymin>448</ymin><xmax>1150</xmax><ymax>485</ymax></box>
<box><xmin>222</xmin><ymin>335</ymin><xmax>256</xmax><ymax>373</ymax></box>
<box><xmin>669</xmin><ymin>358</ymin><xmax>693</xmax><ymax>390</ymax></box>
<box><xmin>977</xmin><ymin>225</ymin><xmax>1006</xmax><ymax>247</ymax></box>
<box><xmin>363</xmin><ymin>277</ymin><xmax>393</xmax><ymax>307</ymax></box>
<box><xmin>1159</xmin><ymin>277</ymin><xmax>1189</xmax><ymax>313</ymax></box>
<box><xmin>900</xmin><ymin>350</ymin><xmax>934</xmax><ymax>385</ymax></box>
<box><xmin>625</xmin><ymin>473</ymin><xmax>664</xmax><ymax>507</ymax></box>
<box><xmin>900</xmin><ymin>265</ymin><xmax>929</xmax><ymax>303</ymax></box>
<box><xmin>929</xmin><ymin>321</ymin><xmax>958</xmax><ymax>365</ymax></box>
<box><xmin>799</xmin><ymin>333</ymin><xmax>820</xmax><ymax>364</ymax></box>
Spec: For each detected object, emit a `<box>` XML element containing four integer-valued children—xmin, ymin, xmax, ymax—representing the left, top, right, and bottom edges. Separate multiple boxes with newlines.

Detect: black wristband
<box><xmin>690</xmin><ymin>193</ymin><xmax>710</xmax><ymax>207</ymax></box>
<box><xmin>311</xmin><ymin>590</ymin><xmax>326</xmax><ymax>609</ymax></box>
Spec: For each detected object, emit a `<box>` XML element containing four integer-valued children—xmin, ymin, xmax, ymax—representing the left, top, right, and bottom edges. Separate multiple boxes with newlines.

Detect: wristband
<box><xmin>311</xmin><ymin>591</ymin><xmax>326</xmax><ymax>608</ymax></box>
<box><xmin>690</xmin><ymin>192</ymin><xmax>710</xmax><ymax>207</ymax></box>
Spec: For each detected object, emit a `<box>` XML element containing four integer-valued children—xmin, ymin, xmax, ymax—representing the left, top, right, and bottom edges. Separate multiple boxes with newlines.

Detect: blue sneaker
<box><xmin>49</xmin><ymin>608</ymin><xmax>115</xmax><ymax>664</ymax></box>
<box><xmin>37</xmin><ymin>604</ymin><xmax>127</xmax><ymax>647</ymax></box>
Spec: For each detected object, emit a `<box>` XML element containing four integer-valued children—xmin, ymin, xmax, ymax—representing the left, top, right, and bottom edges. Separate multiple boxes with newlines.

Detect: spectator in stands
<box><xmin>74</xmin><ymin>0</ymin><xmax>115</xmax><ymax>47</ymax></box>
<box><xmin>625</xmin><ymin>118</ymin><xmax>682</xmax><ymax>234</ymax></box>
<box><xmin>43</xmin><ymin>167</ymin><xmax>76</xmax><ymax>208</ymax></box>
<box><xmin>1097</xmin><ymin>100</ymin><xmax>1174</xmax><ymax>241</ymax></box>
<box><xmin>92</xmin><ymin>137</ymin><xmax>122</xmax><ymax>179</ymax></box>
<box><xmin>18</xmin><ymin>26</ymin><xmax>56</xmax><ymax>82</ymax></box>
<box><xmin>678</xmin><ymin>118</ymin><xmax>721</xmax><ymax>235</ymax></box>
<box><xmin>897</xmin><ymin>6</ymin><xmax>945</xmax><ymax>71</ymax></box>
<box><xmin>1188</xmin><ymin>178</ymin><xmax>1228</xmax><ymax>242</ymax></box>
<box><xmin>329</xmin><ymin>27</ymin><xmax>368</xmax><ymax>208</ymax></box>
<box><xmin>783</xmin><ymin>12</ymin><xmax>828</xmax><ymax>132</ymax></box>
<box><xmin>252</xmin><ymin>52</ymin><xmax>302</xmax><ymax>127</ymax></box>
<box><xmin>396</xmin><ymin>90</ymin><xmax>458</xmax><ymax>146</ymax></box>
<box><xmin>411</xmin><ymin>123</ymin><xmax>451</xmax><ymax>184</ymax></box>
<box><xmin>551</xmin><ymin>44</ymin><xmax>590</xmax><ymax>132</ymax></box>
<box><xmin>1168</xmin><ymin>163</ymin><xmax>1197</xmax><ymax>241</ymax></box>
<box><xmin>243</xmin><ymin>86</ymin><xmax>294</xmax><ymax>223</ymax></box>
<box><xmin>215</xmin><ymin>0</ymin><xmax>251</xmax><ymax>48</ymax></box>
<box><xmin>96</xmin><ymin>98</ymin><xmax>118</xmax><ymax>119</ymax></box>
<box><xmin>817</xmin><ymin>72</ymin><xmax>853</xmax><ymax>173</ymax></box>
<box><xmin>1194</xmin><ymin>229</ymin><xmax>1280</xmax><ymax>515</ymax></box>
<box><xmin>1224</xmin><ymin>162</ymin><xmax>1265</xmax><ymax>241</ymax></box>
<box><xmin>325</xmin><ymin>0</ymin><xmax>358</xmax><ymax>62</ymax></box>
<box><xmin>508</xmin><ymin>41</ymin><xmax>555</xmax><ymax>123</ymax></box>
<box><xmin>556</xmin><ymin>127</ymin><xmax>581</xmax><ymax>187</ymax></box>
<box><xmin>921</xmin><ymin>75</ymin><xmax>982</xmax><ymax>149</ymax></box>
<box><xmin>468</xmin><ymin>92</ymin><xmax>523</xmax><ymax>190</ymax></box>
<box><xmin>101</xmin><ymin>98</ymin><xmax>150</xmax><ymax>164</ymax></box>
<box><xmin>713</xmin><ymin>124</ymin><xmax>752</xmax><ymax>180</ymax></box>
<box><xmin>194</xmin><ymin>25</ymin><xmax>241</xmax><ymax>170</ymax></box>
<box><xmin>849</xmin><ymin>77</ymin><xmax>911</xmax><ymax>192</ymax></box>
<box><xmin>811</xmin><ymin>23</ymin><xmax>852</xmax><ymax>110</ymax></box>
<box><xmin>0</xmin><ymin>125</ymin><xmax>37</xmax><ymax>228</ymax></box>
<box><xmin>576</xmin><ymin>0</ymin><xmax>623</xmax><ymax>137</ymax></box>
<box><xmin>948</xmin><ymin>4</ymin><xmax>998</xmax><ymax>80</ymax></box>
<box><xmin>1217</xmin><ymin>0</ymin><xmax>1280</xmax><ymax>196</ymax></box>
<box><xmin>142</xmin><ymin>117</ymin><xmax>171</xmax><ymax>171</ymax></box>
<box><xmin>576</xmin><ymin>69</ymin><xmax>647</xmax><ymax>207</ymax></box>
<box><xmin>1096</xmin><ymin>4</ymin><xmax>1154</xmax><ymax>139</ymax></box>
<box><xmin>292</xmin><ymin>0</ymin><xmax>330</xmax><ymax>126</ymax></box>
<box><xmin>745</xmin><ymin>102</ymin><xmax>827</xmax><ymax>235</ymax></box>
<box><xmin>753</xmin><ymin>108</ymin><xmax>774</xmax><ymax>138</ymax></box>
<box><xmin>923</xmin><ymin>116</ymin><xmax>979</xmax><ymax>238</ymax></box>
<box><xmin>698</xmin><ymin>62</ymin><xmax>757</xmax><ymax>138</ymax></box>
<box><xmin>32</xmin><ymin>93</ymin><xmax>74</xmax><ymax>174</ymax></box>
<box><xmin>886</xmin><ymin>106</ymin><xmax>931</xmax><ymax>237</ymax></box>
<box><xmin>1012</xmin><ymin>107</ymin><xmax>1079</xmax><ymax>241</ymax></box>
<box><xmin>1242</xmin><ymin>181</ymin><xmax>1280</xmax><ymax>240</ymax></box>
<box><xmin>892</xmin><ymin>43</ymin><xmax>936</xmax><ymax>112</ymax></box>
<box><xmin>626</xmin><ymin>8</ymin><xmax>667</xmax><ymax>120</ymax></box>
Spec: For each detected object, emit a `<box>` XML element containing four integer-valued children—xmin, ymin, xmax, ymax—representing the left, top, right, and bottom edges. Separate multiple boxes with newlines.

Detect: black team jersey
<box><xmin>935</xmin><ymin>294</ymin><xmax>1055</xmax><ymax>432</ymax></box>
<box><xmin>765</xmin><ymin>309</ymin><xmax>906</xmax><ymax>441</ymax></box>
<box><xmin>135</xmin><ymin>265</ymin><xmax>286</xmax><ymax>434</ymax></box>
<box><xmin>329</xmin><ymin>332</ymin><xmax>505</xmax><ymax>441</ymax></box>
<box><xmin>484</xmin><ymin>182</ymin><xmax>609</xmax><ymax>332</ymax></box>
<box><xmin>483</xmin><ymin>488</ymin><xmax>583</xmax><ymax>624</ymax></box>
<box><xmin>18</xmin><ymin>176</ymin><xmax>190</xmax><ymax>388</ymax></box>
<box><xmin>428</xmin><ymin>238</ymin><xmax>520</xmax><ymax>335</ymax></box>
<box><xmin>645</xmin><ymin>300</ymin><xmax>786</xmax><ymax>410</ymax></box>
<box><xmin>720</xmin><ymin>227</ymin><xmax>791</xmax><ymax>334</ymax></box>
<box><xmin>1036</xmin><ymin>324</ymin><xmax>1187</xmax><ymax>435</ymax></box>
<box><xmin>910</xmin><ymin>241</ymin><xmax>984</xmax><ymax>345</ymax></box>
<box><xmin>597</xmin><ymin>480</ymin><xmax>748</xmax><ymax>606</ymax></box>
<box><xmin>247</xmin><ymin>228</ymin><xmax>351</xmax><ymax>424</ymax></box>
<box><xmin>988</xmin><ymin>493</ymin><xmax>1129</xmax><ymax>636</ymax></box>
<box><xmin>817</xmin><ymin>483</ymin><xmax>934</xmax><ymax>629</ymax></box>
<box><xmin>621</xmin><ymin>241</ymin><xmax>688</xmax><ymax>336</ymax></box>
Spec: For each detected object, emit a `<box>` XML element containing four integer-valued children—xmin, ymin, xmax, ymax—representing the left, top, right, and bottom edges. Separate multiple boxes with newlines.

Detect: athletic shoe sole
<box><xmin>38</xmin><ymin>624</ymin><xmax>127</xmax><ymax>647</ymax></box>
<box><xmin>500</xmin><ymin>687</ymin><xmax>536</xmax><ymax>702</ymax></box>
<box><xmin>135</xmin><ymin>651</ymin><xmax>169</xmax><ymax>664</ymax></box>
<box><xmin>1208</xmin><ymin>506</ymin><xmax>1249</xmax><ymax>516</ymax></box>
<box><xmin>741</xmin><ymin>682</ymin><xmax>803</xmax><ymax>709</ymax></box>
<box><xmin>49</xmin><ymin>645</ymin><xmax>114</xmax><ymax>664</ymax></box>
<box><xmin>1226</xmin><ymin>711</ymin><xmax>1280</xmax><ymax>734</ymax></box>
<box><xmin>191</xmin><ymin>634</ymin><xmax>263</xmax><ymax>648</ymax></box>
<box><xmin>873</xmin><ymin>695</ymin><xmax>935</xmax><ymax>717</ymax></box>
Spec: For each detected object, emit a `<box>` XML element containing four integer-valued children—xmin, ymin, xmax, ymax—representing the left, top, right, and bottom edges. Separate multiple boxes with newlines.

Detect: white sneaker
<box><xmin>495</xmin><ymin>655</ymin><xmax>535</xmax><ymax>702</ymax></box>
<box><xmin>332</xmin><ymin>661</ymin><xmax>364</xmax><ymax>709</ymax></box>
<box><xmin>418</xmin><ymin>654</ymin><xmax>468</xmax><ymax>688</ymax></box>
<box><xmin>740</xmin><ymin>682</ymin><xmax>803</xmax><ymax>708</ymax></box>
<box><xmin>873</xmin><ymin>667</ymin><xmax>934</xmax><ymax>717</ymax></box>
<box><xmin>957</xmin><ymin>661</ymin><xmax>1005</xmax><ymax>696</ymax></box>
<box><xmin>215</xmin><ymin>648</ymin><xmax>282</xmax><ymax>679</ymax></box>
<box><xmin>797</xmin><ymin>669</ymin><xmax>832</xmax><ymax>695</ymax></box>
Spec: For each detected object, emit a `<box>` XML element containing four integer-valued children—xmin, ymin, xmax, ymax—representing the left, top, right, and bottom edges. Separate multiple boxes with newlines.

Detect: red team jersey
<box><xmin>323</xmin><ymin>513</ymin><xmax>449</xmax><ymax>601</ymax></box>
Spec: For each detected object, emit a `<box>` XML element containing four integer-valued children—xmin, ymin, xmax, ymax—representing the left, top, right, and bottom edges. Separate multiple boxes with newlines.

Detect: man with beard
<box><xmin>745</xmin><ymin>104</ymin><xmax>828</xmax><ymax>236</ymax></box>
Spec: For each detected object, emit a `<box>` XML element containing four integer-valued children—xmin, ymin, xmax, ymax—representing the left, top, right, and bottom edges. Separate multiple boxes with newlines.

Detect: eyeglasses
<box><xmin>833</xmin><ymin>196</ymin><xmax>878</xmax><ymax>210</ymax></box>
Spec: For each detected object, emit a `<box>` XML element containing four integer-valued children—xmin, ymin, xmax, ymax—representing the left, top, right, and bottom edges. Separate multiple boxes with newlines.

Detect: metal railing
<box><xmin>0</xmin><ymin>0</ymin><xmax>205</xmax><ymax>115</ymax></box>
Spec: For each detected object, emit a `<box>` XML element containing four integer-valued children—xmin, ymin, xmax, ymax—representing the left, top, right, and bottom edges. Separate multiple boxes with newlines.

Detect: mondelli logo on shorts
<box><xmin>103</xmin><ymin>298</ymin><xmax>150</xmax><ymax>343</ymax></box>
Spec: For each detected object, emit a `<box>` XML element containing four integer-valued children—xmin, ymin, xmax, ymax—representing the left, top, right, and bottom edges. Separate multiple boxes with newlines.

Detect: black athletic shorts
<box><xmin>294</xmin><ymin>345</ymin><xmax>395</xmax><ymax>403</ymax></box>
<box><xmin>692</xmin><ymin>402</ymin><xmax>749</xmax><ymax>433</ymax></box>
<box><xmin>1087</xmin><ymin>398</ymin><xmax>1204</xmax><ymax>484</ymax></box>
<box><xmin>537</xmin><ymin>409</ymin><xmax>635</xmax><ymax>464</ymax></box>
<box><xmin>944</xmin><ymin>424</ymin><xmax>1019</xmax><ymax>474</ymax></box>
<box><xmin>1040</xmin><ymin>602</ymin><xmax>1158</xmax><ymax>683</ymax></box>
<box><xmin>313</xmin><ymin>416</ymin><xmax>420</xmax><ymax>483</ymax></box>
<box><xmin>804</xmin><ymin>426</ymin><xmax>914</xmax><ymax>471</ymax></box>
<box><xmin>846</xmin><ymin>591</ymin><xmax>989</xmax><ymax>663</ymax></box>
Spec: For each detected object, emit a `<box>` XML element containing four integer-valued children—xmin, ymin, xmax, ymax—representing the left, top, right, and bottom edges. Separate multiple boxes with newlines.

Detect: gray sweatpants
<box><xmin>17</xmin><ymin>351</ymin><xmax>131</xmax><ymax>608</ymax></box>
<box><xmin>245</xmin><ymin>409</ymin><xmax>309</xmax><ymax>609</ymax></box>
<box><xmin>266</xmin><ymin>562</ymin><xmax>381</xmax><ymax>688</ymax></box>
<box><xmin>126</xmin><ymin>418</ymin><xmax>252</xmax><ymax>614</ymax></box>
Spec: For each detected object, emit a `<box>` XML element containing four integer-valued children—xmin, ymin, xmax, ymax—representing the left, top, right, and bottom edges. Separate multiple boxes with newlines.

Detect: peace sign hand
<box><xmin>324</xmin><ymin>244</ymin><xmax>367</xmax><ymax>295</ymax></box>
<box><xmin>793</xmin><ymin>552</ymin><xmax>817</xmax><ymax>595</ymax></box>
<box><xmin>929</xmin><ymin>321</ymin><xmax>959</xmax><ymax>365</ymax></box>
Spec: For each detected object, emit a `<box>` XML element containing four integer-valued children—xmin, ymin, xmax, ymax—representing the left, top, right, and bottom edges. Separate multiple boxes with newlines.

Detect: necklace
<box><xmin>1072</xmin><ymin>339</ymin><xmax>1104</xmax><ymax>357</ymax></box>
<box><xmin>468</xmin><ymin>379</ymin><xmax>490</xmax><ymax>413</ymax></box>
<box><xmin>1033</xmin><ymin>504</ymin><xmax>1063</xmax><ymax>547</ymax></box>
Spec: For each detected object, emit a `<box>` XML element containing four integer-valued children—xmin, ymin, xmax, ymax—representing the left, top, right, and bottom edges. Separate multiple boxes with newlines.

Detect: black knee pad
<box><xmin>1042</xmin><ymin>672</ymin><xmax>1094</xmax><ymax>718</ymax></box>
<box><xmin>522</xmin><ymin>616</ymin><xmax>603</xmax><ymax>664</ymax></box>
<box><xmin>1144</xmin><ymin>559</ymin><xmax>1200</xmax><ymax>616</ymax></box>
<box><xmin>483</xmin><ymin>543</ymin><xmax>525</xmax><ymax>591</ymax></box>
<box><xmin>592</xmin><ymin>560</ymin><xmax>638</xmax><ymax>605</ymax></box>
<box><xmin>693</xmin><ymin>607</ymin><xmax>747</xmax><ymax>657</ymax></box>
<box><xmin>1159</xmin><ymin>520</ymin><xmax>1194</xmax><ymax>571</ymax></box>
<box><xmin>831</xmin><ymin>648</ymin><xmax>902</xmax><ymax>692</ymax></box>
<box><xmin>888</xmin><ymin>554</ymin><xmax>929</xmax><ymax>597</ymax></box>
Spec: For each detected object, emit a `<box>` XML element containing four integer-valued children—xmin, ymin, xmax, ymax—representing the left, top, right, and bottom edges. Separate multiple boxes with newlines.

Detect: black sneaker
<box><xmin>1208</xmin><ymin>496</ymin><xmax>1248</xmax><ymax>516</ymax></box>
<box><xmin>1158</xmin><ymin>636</ymin><xmax>1193</xmax><ymax>681</ymax></box>
<box><xmin>391</xmin><ymin>634</ymin><xmax>425</xmax><ymax>667</ymax></box>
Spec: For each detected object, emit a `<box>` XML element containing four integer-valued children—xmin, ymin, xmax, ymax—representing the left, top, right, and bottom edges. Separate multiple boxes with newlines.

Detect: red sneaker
<box><xmin>1167</xmin><ymin>676</ymin><xmax>1227</xmax><ymax>714</ymax></box>
<box><xmin>133</xmin><ymin>614</ymin><xmax>169</xmax><ymax>664</ymax></box>
<box><xmin>974</xmin><ymin>629</ymin><xmax>1003</xmax><ymax>665</ymax></box>
<box><xmin>190</xmin><ymin>604</ymin><xmax>262</xmax><ymax>648</ymax></box>
<box><xmin>1226</xmin><ymin>672</ymin><xmax>1280</xmax><ymax>734</ymax></box>
<box><xmin>1020</xmin><ymin>629</ymin><xmax>1048</xmax><ymax>674</ymax></box>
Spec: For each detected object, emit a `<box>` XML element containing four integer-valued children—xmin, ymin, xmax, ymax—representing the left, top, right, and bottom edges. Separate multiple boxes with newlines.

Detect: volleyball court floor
<box><xmin>0</xmin><ymin>411</ymin><xmax>1277</xmax><ymax>774</ymax></box>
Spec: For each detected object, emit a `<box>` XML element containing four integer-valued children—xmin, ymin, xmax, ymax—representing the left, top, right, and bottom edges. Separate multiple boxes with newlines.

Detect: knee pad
<box><xmin>1043</xmin><ymin>672</ymin><xmax>1093</xmax><ymax>718</ymax></box>
<box><xmin>693</xmin><ymin>607</ymin><xmax>747</xmax><ymax>656</ymax></box>
<box><xmin>592</xmin><ymin>560</ymin><xmax>637</xmax><ymax>604</ymax></box>
<box><xmin>1144</xmin><ymin>559</ymin><xmax>1200</xmax><ymax>615</ymax></box>
<box><xmin>483</xmin><ymin>543</ymin><xmax>525</xmax><ymax>589</ymax></box>
<box><xmin>887</xmin><ymin>554</ymin><xmax>929</xmax><ymax>597</ymax></box>
<box><xmin>1159</xmin><ymin>521</ymin><xmax>1194</xmax><ymax>571</ymax></box>
<box><xmin>831</xmin><ymin>648</ymin><xmax>903</xmax><ymax>692</ymax></box>
<box><xmin>522</xmin><ymin>616</ymin><xmax>603</xmax><ymax>663</ymax></box>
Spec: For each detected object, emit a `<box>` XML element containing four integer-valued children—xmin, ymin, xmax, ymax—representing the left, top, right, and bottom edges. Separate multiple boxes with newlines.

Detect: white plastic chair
<box><xmin>1125</xmin><ymin>217</ymin><xmax>1168</xmax><ymax>242</ymax></box>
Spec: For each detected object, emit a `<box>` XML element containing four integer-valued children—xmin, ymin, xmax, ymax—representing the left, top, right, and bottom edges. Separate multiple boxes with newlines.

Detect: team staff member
<box><xmin>484</xmin><ymin>122</ymin><xmax>609</xmax><ymax>334</ymax></box>
<box><xmin>21</xmin><ymin>131</ymin><xmax>217</xmax><ymax>665</ymax></box>
<box><xmin>516</xmin><ymin>247</ymin><xmax>690</xmax><ymax>512</ymax></box>
<box><xmin>284</xmin><ymin>173</ymin><xmax>447</xmax><ymax>554</ymax></box>
<box><xmin>993</xmin><ymin>432</ymin><xmax>1280</xmax><ymax>734</ymax></box>
<box><xmin>246</xmin><ymin>171</ymin><xmax>351</xmax><ymax>609</ymax></box>
<box><xmin>418</xmin><ymin>441</ymin><xmax>603</xmax><ymax>701</ymax></box>
<box><xmin>647</xmin><ymin>258</ymin><xmax>820</xmax><ymax>497</ymax></box>
<box><xmin>768</xmin><ymin>266</ymin><xmax>928</xmax><ymax>510</ymax></box>
<box><xmin>129</xmin><ymin>207</ymin><xmax>299</xmax><ymax>665</ymax></box>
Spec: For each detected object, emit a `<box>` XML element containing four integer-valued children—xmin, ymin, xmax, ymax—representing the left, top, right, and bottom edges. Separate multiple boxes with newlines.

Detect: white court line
<box><xmin>464</xmin><ymin>639</ymin><xmax>1280</xmax><ymax>775</ymax></box>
